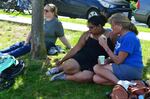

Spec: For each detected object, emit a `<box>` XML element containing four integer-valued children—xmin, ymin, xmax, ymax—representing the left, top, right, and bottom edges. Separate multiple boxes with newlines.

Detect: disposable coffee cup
<box><xmin>98</xmin><ymin>55</ymin><xmax>105</xmax><ymax>64</ymax></box>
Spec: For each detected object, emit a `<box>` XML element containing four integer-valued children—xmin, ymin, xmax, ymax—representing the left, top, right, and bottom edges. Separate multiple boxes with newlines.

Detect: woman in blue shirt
<box><xmin>93</xmin><ymin>13</ymin><xmax>143</xmax><ymax>87</ymax></box>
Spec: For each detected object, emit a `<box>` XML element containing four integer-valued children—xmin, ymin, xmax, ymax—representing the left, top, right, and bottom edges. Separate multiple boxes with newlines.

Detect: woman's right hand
<box><xmin>98</xmin><ymin>35</ymin><xmax>107</xmax><ymax>48</ymax></box>
<box><xmin>55</xmin><ymin>59</ymin><xmax>63</xmax><ymax>66</ymax></box>
<box><xmin>24</xmin><ymin>42</ymin><xmax>29</xmax><ymax>45</ymax></box>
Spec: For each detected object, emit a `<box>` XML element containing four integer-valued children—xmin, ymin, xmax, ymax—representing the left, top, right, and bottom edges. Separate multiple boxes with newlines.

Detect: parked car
<box><xmin>45</xmin><ymin>0</ymin><xmax>132</xmax><ymax>19</ymax></box>
<box><xmin>134</xmin><ymin>0</ymin><xmax>150</xmax><ymax>27</ymax></box>
<box><xmin>0</xmin><ymin>0</ymin><xmax>8</xmax><ymax>8</ymax></box>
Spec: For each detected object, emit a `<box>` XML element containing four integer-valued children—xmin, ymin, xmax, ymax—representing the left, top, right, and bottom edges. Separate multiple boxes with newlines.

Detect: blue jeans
<box><xmin>0</xmin><ymin>41</ymin><xmax>31</xmax><ymax>58</ymax></box>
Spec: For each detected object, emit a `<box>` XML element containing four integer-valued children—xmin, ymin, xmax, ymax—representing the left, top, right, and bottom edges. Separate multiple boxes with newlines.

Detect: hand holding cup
<box><xmin>98</xmin><ymin>55</ymin><xmax>105</xmax><ymax>65</ymax></box>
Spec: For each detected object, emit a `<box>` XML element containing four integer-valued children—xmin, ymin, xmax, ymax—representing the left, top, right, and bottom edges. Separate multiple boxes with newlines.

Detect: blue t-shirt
<box><xmin>114</xmin><ymin>31</ymin><xmax>143</xmax><ymax>68</ymax></box>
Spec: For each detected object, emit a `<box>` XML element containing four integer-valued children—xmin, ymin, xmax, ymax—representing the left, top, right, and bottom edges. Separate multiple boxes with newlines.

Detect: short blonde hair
<box><xmin>109</xmin><ymin>13</ymin><xmax>138</xmax><ymax>35</ymax></box>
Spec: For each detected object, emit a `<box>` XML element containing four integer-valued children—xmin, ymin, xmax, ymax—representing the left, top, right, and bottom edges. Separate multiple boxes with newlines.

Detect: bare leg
<box><xmin>93</xmin><ymin>64</ymin><xmax>119</xmax><ymax>84</ymax></box>
<box><xmin>46</xmin><ymin>58</ymin><xmax>80</xmax><ymax>76</ymax></box>
<box><xmin>93</xmin><ymin>74</ymin><xmax>114</xmax><ymax>85</ymax></box>
<box><xmin>66</xmin><ymin>70</ymin><xmax>94</xmax><ymax>83</ymax></box>
<box><xmin>51</xmin><ymin>58</ymin><xmax>94</xmax><ymax>82</ymax></box>
<box><xmin>53</xmin><ymin>58</ymin><xmax>80</xmax><ymax>73</ymax></box>
<box><xmin>62</xmin><ymin>58</ymin><xmax>80</xmax><ymax>74</ymax></box>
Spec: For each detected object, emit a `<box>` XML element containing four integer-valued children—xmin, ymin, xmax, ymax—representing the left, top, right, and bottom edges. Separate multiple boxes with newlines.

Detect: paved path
<box><xmin>0</xmin><ymin>14</ymin><xmax>150</xmax><ymax>41</ymax></box>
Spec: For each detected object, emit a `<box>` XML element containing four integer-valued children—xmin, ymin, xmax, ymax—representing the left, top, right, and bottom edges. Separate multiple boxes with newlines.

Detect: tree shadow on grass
<box><xmin>143</xmin><ymin>58</ymin><xmax>150</xmax><ymax>79</ymax></box>
<box><xmin>0</xmin><ymin>55</ymin><xmax>114</xmax><ymax>99</ymax></box>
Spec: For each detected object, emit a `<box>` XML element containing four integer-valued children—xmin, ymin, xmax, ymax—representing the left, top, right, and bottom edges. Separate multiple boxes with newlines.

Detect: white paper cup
<box><xmin>98</xmin><ymin>55</ymin><xmax>105</xmax><ymax>64</ymax></box>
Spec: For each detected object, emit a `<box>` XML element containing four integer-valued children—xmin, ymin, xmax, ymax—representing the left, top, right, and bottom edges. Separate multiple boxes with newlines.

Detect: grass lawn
<box><xmin>0</xmin><ymin>21</ymin><xmax>150</xmax><ymax>99</ymax></box>
<box><xmin>0</xmin><ymin>9</ymin><xmax>150</xmax><ymax>33</ymax></box>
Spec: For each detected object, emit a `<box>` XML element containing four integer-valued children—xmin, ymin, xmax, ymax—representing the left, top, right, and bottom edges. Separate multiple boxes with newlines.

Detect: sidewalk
<box><xmin>0</xmin><ymin>14</ymin><xmax>150</xmax><ymax>41</ymax></box>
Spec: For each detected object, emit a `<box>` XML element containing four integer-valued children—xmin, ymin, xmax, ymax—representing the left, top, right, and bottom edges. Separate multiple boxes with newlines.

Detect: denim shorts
<box><xmin>112</xmin><ymin>64</ymin><xmax>143</xmax><ymax>80</ymax></box>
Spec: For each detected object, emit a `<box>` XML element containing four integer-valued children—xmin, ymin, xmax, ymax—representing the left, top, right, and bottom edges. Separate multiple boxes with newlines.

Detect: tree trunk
<box><xmin>31</xmin><ymin>0</ymin><xmax>47</xmax><ymax>59</ymax></box>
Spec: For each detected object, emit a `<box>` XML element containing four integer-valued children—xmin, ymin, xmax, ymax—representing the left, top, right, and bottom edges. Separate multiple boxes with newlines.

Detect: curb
<box><xmin>0</xmin><ymin>14</ymin><xmax>150</xmax><ymax>41</ymax></box>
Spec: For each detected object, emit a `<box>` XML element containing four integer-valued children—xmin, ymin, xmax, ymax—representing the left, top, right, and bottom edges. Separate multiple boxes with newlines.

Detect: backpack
<box><xmin>0</xmin><ymin>54</ymin><xmax>25</xmax><ymax>91</ymax></box>
<box><xmin>109</xmin><ymin>80</ymin><xmax>150</xmax><ymax>99</ymax></box>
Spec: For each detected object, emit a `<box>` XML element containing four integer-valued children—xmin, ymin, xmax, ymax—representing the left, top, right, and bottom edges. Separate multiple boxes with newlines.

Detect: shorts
<box><xmin>112</xmin><ymin>64</ymin><xmax>143</xmax><ymax>80</ymax></box>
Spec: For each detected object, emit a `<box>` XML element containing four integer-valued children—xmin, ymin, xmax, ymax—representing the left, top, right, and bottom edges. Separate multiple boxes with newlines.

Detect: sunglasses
<box><xmin>88</xmin><ymin>26</ymin><xmax>96</xmax><ymax>30</ymax></box>
<box><xmin>44</xmin><ymin>9</ymin><xmax>50</xmax><ymax>13</ymax></box>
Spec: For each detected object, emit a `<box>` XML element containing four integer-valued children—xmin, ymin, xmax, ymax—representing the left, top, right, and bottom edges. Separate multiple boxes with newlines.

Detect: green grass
<box><xmin>0</xmin><ymin>9</ymin><xmax>31</xmax><ymax>18</ymax></box>
<box><xmin>1</xmin><ymin>9</ymin><xmax>150</xmax><ymax>33</ymax></box>
<box><xmin>0</xmin><ymin>21</ymin><xmax>150</xmax><ymax>99</ymax></box>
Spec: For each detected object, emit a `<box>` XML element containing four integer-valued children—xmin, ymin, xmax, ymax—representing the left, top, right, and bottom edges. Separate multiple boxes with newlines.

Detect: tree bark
<box><xmin>31</xmin><ymin>0</ymin><xmax>47</xmax><ymax>59</ymax></box>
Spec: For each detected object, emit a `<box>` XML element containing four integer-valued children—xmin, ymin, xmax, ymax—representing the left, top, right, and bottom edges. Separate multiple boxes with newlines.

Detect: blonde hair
<box><xmin>108</xmin><ymin>13</ymin><xmax>138</xmax><ymax>35</ymax></box>
<box><xmin>45</xmin><ymin>3</ymin><xmax>58</xmax><ymax>17</ymax></box>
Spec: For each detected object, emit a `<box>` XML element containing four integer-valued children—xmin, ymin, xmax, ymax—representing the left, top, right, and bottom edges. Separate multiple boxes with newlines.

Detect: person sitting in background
<box><xmin>93</xmin><ymin>13</ymin><xmax>143</xmax><ymax>90</ymax></box>
<box><xmin>0</xmin><ymin>3</ymin><xmax>71</xmax><ymax>58</ymax></box>
<box><xmin>46</xmin><ymin>15</ymin><xmax>115</xmax><ymax>83</ymax></box>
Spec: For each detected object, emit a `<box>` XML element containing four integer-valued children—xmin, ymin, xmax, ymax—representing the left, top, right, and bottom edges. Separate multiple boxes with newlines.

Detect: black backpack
<box><xmin>0</xmin><ymin>55</ymin><xmax>25</xmax><ymax>91</ymax></box>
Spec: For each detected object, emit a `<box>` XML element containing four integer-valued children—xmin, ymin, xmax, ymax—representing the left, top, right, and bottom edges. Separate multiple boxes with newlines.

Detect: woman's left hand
<box><xmin>98</xmin><ymin>35</ymin><xmax>108</xmax><ymax>48</ymax></box>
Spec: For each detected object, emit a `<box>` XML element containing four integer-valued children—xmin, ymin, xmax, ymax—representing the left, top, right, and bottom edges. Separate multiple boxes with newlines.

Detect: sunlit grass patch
<box><xmin>0</xmin><ymin>21</ymin><xmax>149</xmax><ymax>99</ymax></box>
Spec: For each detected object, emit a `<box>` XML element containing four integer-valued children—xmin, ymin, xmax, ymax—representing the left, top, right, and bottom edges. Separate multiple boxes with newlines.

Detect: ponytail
<box><xmin>109</xmin><ymin>13</ymin><xmax>139</xmax><ymax>35</ymax></box>
<box><xmin>129</xmin><ymin>23</ymin><xmax>138</xmax><ymax>35</ymax></box>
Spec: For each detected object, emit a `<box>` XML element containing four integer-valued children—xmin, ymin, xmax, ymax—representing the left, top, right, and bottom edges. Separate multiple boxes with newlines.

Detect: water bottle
<box><xmin>138</xmin><ymin>95</ymin><xmax>144</xmax><ymax>99</ymax></box>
